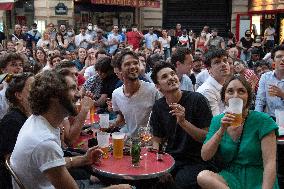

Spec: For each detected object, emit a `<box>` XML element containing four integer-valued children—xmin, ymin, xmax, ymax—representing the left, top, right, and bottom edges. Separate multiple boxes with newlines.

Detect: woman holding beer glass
<box><xmin>197</xmin><ymin>75</ymin><xmax>279</xmax><ymax>189</ymax></box>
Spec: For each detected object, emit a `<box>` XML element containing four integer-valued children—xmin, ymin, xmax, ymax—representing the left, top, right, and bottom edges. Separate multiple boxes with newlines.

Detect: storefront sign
<box><xmin>55</xmin><ymin>3</ymin><xmax>68</xmax><ymax>15</ymax></box>
<box><xmin>91</xmin><ymin>0</ymin><xmax>160</xmax><ymax>8</ymax></box>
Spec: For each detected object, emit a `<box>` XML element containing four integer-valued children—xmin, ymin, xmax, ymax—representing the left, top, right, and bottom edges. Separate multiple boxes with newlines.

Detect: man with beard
<box><xmin>10</xmin><ymin>70</ymin><xmax>102</xmax><ymax>188</ymax></box>
<box><xmin>150</xmin><ymin>62</ymin><xmax>213</xmax><ymax>189</ymax></box>
<box><xmin>110</xmin><ymin>51</ymin><xmax>160</xmax><ymax>136</ymax></box>
<box><xmin>197</xmin><ymin>49</ymin><xmax>230</xmax><ymax>116</ymax></box>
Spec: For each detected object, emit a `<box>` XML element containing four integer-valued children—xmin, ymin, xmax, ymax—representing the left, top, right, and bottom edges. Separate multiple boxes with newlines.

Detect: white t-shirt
<box><xmin>112</xmin><ymin>81</ymin><xmax>160</xmax><ymax>136</ymax></box>
<box><xmin>264</xmin><ymin>27</ymin><xmax>275</xmax><ymax>41</ymax></box>
<box><xmin>84</xmin><ymin>66</ymin><xmax>96</xmax><ymax>79</ymax></box>
<box><xmin>158</xmin><ymin>36</ymin><xmax>171</xmax><ymax>49</ymax></box>
<box><xmin>180</xmin><ymin>74</ymin><xmax>194</xmax><ymax>92</ymax></box>
<box><xmin>11</xmin><ymin>115</ymin><xmax>65</xmax><ymax>189</ymax></box>
<box><xmin>195</xmin><ymin>69</ymin><xmax>210</xmax><ymax>90</ymax></box>
<box><xmin>108</xmin><ymin>33</ymin><xmax>122</xmax><ymax>54</ymax></box>
<box><xmin>0</xmin><ymin>81</ymin><xmax>9</xmax><ymax>119</ymax></box>
<box><xmin>75</xmin><ymin>33</ymin><xmax>92</xmax><ymax>48</ymax></box>
<box><xmin>197</xmin><ymin>76</ymin><xmax>225</xmax><ymax>116</ymax></box>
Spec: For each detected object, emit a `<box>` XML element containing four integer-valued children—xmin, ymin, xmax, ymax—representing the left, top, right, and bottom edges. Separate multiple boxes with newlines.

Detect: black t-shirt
<box><xmin>0</xmin><ymin>108</ymin><xmax>27</xmax><ymax>157</ymax></box>
<box><xmin>240</xmin><ymin>37</ymin><xmax>254</xmax><ymax>49</ymax></box>
<box><xmin>100</xmin><ymin>73</ymin><xmax>119</xmax><ymax>98</ymax></box>
<box><xmin>0</xmin><ymin>31</ymin><xmax>5</xmax><ymax>44</ymax></box>
<box><xmin>151</xmin><ymin>91</ymin><xmax>213</xmax><ymax>163</ymax></box>
<box><xmin>0</xmin><ymin>108</ymin><xmax>27</xmax><ymax>189</ymax></box>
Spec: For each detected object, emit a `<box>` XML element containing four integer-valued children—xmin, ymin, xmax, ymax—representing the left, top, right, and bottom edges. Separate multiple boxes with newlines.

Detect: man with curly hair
<box><xmin>10</xmin><ymin>70</ymin><xmax>104</xmax><ymax>189</ymax></box>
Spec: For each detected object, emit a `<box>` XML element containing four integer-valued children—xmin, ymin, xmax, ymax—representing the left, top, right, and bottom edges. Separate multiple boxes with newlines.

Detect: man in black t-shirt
<box><xmin>150</xmin><ymin>62</ymin><xmax>213</xmax><ymax>189</ymax></box>
<box><xmin>238</xmin><ymin>30</ymin><xmax>254</xmax><ymax>63</ymax></box>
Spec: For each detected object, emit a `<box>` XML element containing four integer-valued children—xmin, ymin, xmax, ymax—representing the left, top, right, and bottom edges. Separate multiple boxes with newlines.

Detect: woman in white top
<box><xmin>36</xmin><ymin>31</ymin><xmax>54</xmax><ymax>50</ymax></box>
<box><xmin>158</xmin><ymin>29</ymin><xmax>171</xmax><ymax>60</ymax></box>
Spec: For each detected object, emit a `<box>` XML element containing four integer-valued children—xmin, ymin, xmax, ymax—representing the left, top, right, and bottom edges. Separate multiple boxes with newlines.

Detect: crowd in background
<box><xmin>0</xmin><ymin>21</ymin><xmax>282</xmax><ymax>189</ymax></box>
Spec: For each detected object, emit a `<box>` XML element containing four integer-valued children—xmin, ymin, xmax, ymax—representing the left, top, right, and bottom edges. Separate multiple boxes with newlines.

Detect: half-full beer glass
<box><xmin>112</xmin><ymin>132</ymin><xmax>125</xmax><ymax>159</ymax></box>
<box><xmin>228</xmin><ymin>98</ymin><xmax>243</xmax><ymax>127</ymax></box>
<box><xmin>97</xmin><ymin>132</ymin><xmax>110</xmax><ymax>159</ymax></box>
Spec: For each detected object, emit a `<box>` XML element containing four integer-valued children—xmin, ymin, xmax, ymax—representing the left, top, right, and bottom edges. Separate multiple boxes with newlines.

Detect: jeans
<box><xmin>163</xmin><ymin>48</ymin><xmax>171</xmax><ymax>60</ymax></box>
<box><xmin>171</xmin><ymin>160</ymin><xmax>211</xmax><ymax>189</ymax></box>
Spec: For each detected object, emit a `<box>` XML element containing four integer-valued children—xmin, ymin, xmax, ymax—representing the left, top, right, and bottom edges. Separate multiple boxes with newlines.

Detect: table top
<box><xmin>92</xmin><ymin>148</ymin><xmax>175</xmax><ymax>180</ymax></box>
<box><xmin>278</xmin><ymin>136</ymin><xmax>284</xmax><ymax>145</ymax></box>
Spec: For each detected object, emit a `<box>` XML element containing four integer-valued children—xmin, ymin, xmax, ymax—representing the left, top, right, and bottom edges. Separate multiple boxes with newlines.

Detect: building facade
<box><xmin>0</xmin><ymin>0</ymin><xmax>163</xmax><ymax>34</ymax></box>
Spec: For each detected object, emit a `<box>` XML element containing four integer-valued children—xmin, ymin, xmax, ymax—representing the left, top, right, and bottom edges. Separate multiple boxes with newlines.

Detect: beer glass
<box><xmin>275</xmin><ymin>109</ymin><xmax>284</xmax><ymax>135</ymax></box>
<box><xmin>97</xmin><ymin>132</ymin><xmax>110</xmax><ymax>159</ymax></box>
<box><xmin>228</xmin><ymin>98</ymin><xmax>243</xmax><ymax>127</ymax></box>
<box><xmin>112</xmin><ymin>132</ymin><xmax>125</xmax><ymax>159</ymax></box>
<box><xmin>89</xmin><ymin>105</ymin><xmax>96</xmax><ymax>123</ymax></box>
<box><xmin>99</xmin><ymin>114</ymin><xmax>109</xmax><ymax>129</ymax></box>
<box><xmin>268</xmin><ymin>83</ymin><xmax>277</xmax><ymax>97</ymax></box>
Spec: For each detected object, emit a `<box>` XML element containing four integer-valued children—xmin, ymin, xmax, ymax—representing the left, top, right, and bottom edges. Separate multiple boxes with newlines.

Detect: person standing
<box><xmin>264</xmin><ymin>23</ymin><xmax>276</xmax><ymax>52</ymax></box>
<box><xmin>238</xmin><ymin>30</ymin><xmax>254</xmax><ymax>63</ymax></box>
<box><xmin>205</xmin><ymin>28</ymin><xmax>225</xmax><ymax>50</ymax></box>
<box><xmin>74</xmin><ymin>26</ymin><xmax>92</xmax><ymax>49</ymax></box>
<box><xmin>126</xmin><ymin>24</ymin><xmax>144</xmax><ymax>50</ymax></box>
<box><xmin>144</xmin><ymin>27</ymin><xmax>158</xmax><ymax>50</ymax></box>
<box><xmin>159</xmin><ymin>29</ymin><xmax>171</xmax><ymax>60</ymax></box>
<box><xmin>108</xmin><ymin>25</ymin><xmax>122</xmax><ymax>55</ymax></box>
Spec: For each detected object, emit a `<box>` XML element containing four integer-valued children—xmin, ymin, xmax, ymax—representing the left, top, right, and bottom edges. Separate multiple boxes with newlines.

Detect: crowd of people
<box><xmin>0</xmin><ymin>21</ymin><xmax>282</xmax><ymax>189</ymax></box>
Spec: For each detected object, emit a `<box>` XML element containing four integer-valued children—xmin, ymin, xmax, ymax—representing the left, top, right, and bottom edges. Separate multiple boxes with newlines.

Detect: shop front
<box><xmin>74</xmin><ymin>0</ymin><xmax>160</xmax><ymax>31</ymax></box>
<box><xmin>236</xmin><ymin>0</ymin><xmax>284</xmax><ymax>44</ymax></box>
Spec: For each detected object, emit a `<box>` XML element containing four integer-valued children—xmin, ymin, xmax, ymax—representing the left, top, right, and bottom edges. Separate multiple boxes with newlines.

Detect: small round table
<box><xmin>92</xmin><ymin>148</ymin><xmax>175</xmax><ymax>180</ymax></box>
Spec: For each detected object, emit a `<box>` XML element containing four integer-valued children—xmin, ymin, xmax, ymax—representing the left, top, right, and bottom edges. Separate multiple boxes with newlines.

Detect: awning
<box><xmin>0</xmin><ymin>0</ymin><xmax>16</xmax><ymax>10</ymax></box>
<box><xmin>91</xmin><ymin>0</ymin><xmax>160</xmax><ymax>8</ymax></box>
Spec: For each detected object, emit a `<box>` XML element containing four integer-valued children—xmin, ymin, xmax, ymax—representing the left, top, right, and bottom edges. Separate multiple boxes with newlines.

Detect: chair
<box><xmin>5</xmin><ymin>155</ymin><xmax>26</xmax><ymax>189</ymax></box>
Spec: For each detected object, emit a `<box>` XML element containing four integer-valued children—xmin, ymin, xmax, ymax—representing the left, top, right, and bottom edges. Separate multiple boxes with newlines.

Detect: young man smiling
<box><xmin>150</xmin><ymin>62</ymin><xmax>213</xmax><ymax>189</ymax></box>
<box><xmin>111</xmin><ymin>51</ymin><xmax>160</xmax><ymax>136</ymax></box>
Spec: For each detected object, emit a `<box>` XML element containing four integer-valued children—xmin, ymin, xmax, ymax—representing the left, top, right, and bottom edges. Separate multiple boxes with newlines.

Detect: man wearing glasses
<box><xmin>255</xmin><ymin>45</ymin><xmax>284</xmax><ymax>119</ymax></box>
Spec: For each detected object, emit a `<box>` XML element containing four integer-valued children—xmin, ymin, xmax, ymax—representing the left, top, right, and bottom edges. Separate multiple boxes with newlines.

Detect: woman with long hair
<box><xmin>0</xmin><ymin>72</ymin><xmax>34</xmax><ymax>189</ymax></box>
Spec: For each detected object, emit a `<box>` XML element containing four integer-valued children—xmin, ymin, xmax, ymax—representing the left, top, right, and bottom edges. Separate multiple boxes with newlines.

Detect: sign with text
<box><xmin>91</xmin><ymin>0</ymin><xmax>160</xmax><ymax>8</ymax></box>
<box><xmin>55</xmin><ymin>3</ymin><xmax>68</xmax><ymax>15</ymax></box>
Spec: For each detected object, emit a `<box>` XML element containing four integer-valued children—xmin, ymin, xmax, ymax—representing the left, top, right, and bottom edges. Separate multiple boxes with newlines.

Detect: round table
<box><xmin>92</xmin><ymin>148</ymin><xmax>175</xmax><ymax>180</ymax></box>
<box><xmin>278</xmin><ymin>136</ymin><xmax>284</xmax><ymax>145</ymax></box>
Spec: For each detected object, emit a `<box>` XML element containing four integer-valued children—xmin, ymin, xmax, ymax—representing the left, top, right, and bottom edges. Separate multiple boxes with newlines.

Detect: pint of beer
<box><xmin>268</xmin><ymin>84</ymin><xmax>276</xmax><ymax>97</ymax></box>
<box><xmin>112</xmin><ymin>132</ymin><xmax>125</xmax><ymax>159</ymax></box>
<box><xmin>228</xmin><ymin>98</ymin><xmax>243</xmax><ymax>127</ymax></box>
<box><xmin>97</xmin><ymin>132</ymin><xmax>110</xmax><ymax>159</ymax></box>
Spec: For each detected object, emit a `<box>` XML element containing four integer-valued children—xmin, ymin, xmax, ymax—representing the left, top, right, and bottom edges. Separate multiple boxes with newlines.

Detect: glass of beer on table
<box><xmin>112</xmin><ymin>132</ymin><xmax>125</xmax><ymax>159</ymax></box>
<box><xmin>96</xmin><ymin>131</ymin><xmax>110</xmax><ymax>159</ymax></box>
<box><xmin>228</xmin><ymin>97</ymin><xmax>243</xmax><ymax>127</ymax></box>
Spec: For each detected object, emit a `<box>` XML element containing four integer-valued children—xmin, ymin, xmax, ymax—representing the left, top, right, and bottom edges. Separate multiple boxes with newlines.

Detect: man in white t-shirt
<box><xmin>108</xmin><ymin>25</ymin><xmax>122</xmax><ymax>55</ymax></box>
<box><xmin>197</xmin><ymin>49</ymin><xmax>230</xmax><ymax>116</ymax></box>
<box><xmin>10</xmin><ymin>70</ymin><xmax>129</xmax><ymax>189</ymax></box>
<box><xmin>75</xmin><ymin>26</ymin><xmax>92</xmax><ymax>49</ymax></box>
<box><xmin>111</xmin><ymin>51</ymin><xmax>160</xmax><ymax>136</ymax></box>
<box><xmin>171</xmin><ymin>47</ymin><xmax>194</xmax><ymax>92</ymax></box>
